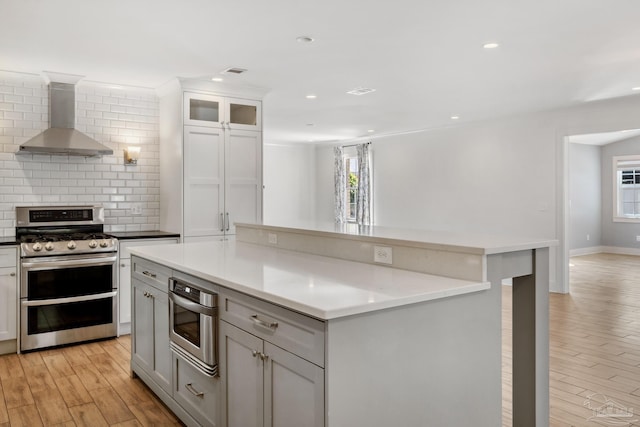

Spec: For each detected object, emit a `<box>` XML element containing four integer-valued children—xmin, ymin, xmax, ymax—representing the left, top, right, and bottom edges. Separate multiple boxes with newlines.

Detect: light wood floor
<box><xmin>503</xmin><ymin>253</ymin><xmax>640</xmax><ymax>426</ymax></box>
<box><xmin>0</xmin><ymin>335</ymin><xmax>183</xmax><ymax>426</ymax></box>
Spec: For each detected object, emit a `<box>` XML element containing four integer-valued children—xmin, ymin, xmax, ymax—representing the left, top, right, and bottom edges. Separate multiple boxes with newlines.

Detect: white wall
<box><xmin>601</xmin><ymin>136</ymin><xmax>640</xmax><ymax>249</ymax></box>
<box><xmin>0</xmin><ymin>71</ymin><xmax>160</xmax><ymax>236</ymax></box>
<box><xmin>314</xmin><ymin>94</ymin><xmax>640</xmax><ymax>292</ymax></box>
<box><xmin>569</xmin><ymin>143</ymin><xmax>601</xmax><ymax>250</ymax></box>
<box><xmin>263</xmin><ymin>142</ymin><xmax>317</xmax><ymax>223</ymax></box>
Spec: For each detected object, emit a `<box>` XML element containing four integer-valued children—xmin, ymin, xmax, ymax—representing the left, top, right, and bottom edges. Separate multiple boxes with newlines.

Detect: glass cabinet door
<box><xmin>227</xmin><ymin>98</ymin><xmax>261</xmax><ymax>131</ymax></box>
<box><xmin>184</xmin><ymin>92</ymin><xmax>226</xmax><ymax>127</ymax></box>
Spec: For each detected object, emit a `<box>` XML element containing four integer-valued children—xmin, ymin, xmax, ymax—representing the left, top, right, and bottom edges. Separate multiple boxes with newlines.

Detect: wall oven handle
<box><xmin>169</xmin><ymin>292</ymin><xmax>216</xmax><ymax>316</ymax></box>
<box><xmin>21</xmin><ymin>254</ymin><xmax>117</xmax><ymax>270</ymax></box>
<box><xmin>22</xmin><ymin>291</ymin><xmax>118</xmax><ymax>307</ymax></box>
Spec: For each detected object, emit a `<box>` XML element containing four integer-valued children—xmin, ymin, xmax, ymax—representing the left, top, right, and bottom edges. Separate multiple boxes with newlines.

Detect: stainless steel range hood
<box><xmin>18</xmin><ymin>81</ymin><xmax>113</xmax><ymax>157</ymax></box>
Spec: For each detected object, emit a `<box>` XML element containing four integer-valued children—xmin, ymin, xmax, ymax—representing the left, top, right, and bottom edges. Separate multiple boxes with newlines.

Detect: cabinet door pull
<box><xmin>251</xmin><ymin>314</ymin><xmax>278</xmax><ymax>330</ymax></box>
<box><xmin>225</xmin><ymin>212</ymin><xmax>230</xmax><ymax>231</ymax></box>
<box><xmin>121</xmin><ymin>263</ymin><xmax>126</xmax><ymax>267</ymax></box>
<box><xmin>10</xmin><ymin>272</ymin><xmax>15</xmax><ymax>277</ymax></box>
<box><xmin>185</xmin><ymin>383</ymin><xmax>204</xmax><ymax>398</ymax></box>
<box><xmin>220</xmin><ymin>213</ymin><xmax>224</xmax><ymax>232</ymax></box>
<box><xmin>259</xmin><ymin>352</ymin><xmax>269</xmax><ymax>362</ymax></box>
<box><xmin>142</xmin><ymin>271</ymin><xmax>156</xmax><ymax>278</ymax></box>
<box><xmin>252</xmin><ymin>350</ymin><xmax>259</xmax><ymax>358</ymax></box>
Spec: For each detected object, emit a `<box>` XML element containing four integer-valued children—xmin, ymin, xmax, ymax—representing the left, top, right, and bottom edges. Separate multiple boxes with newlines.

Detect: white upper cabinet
<box><xmin>184</xmin><ymin>92</ymin><xmax>261</xmax><ymax>131</ymax></box>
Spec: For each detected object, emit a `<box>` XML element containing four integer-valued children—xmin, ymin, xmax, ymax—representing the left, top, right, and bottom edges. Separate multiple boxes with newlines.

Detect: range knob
<box><xmin>32</xmin><ymin>242</ymin><xmax>43</xmax><ymax>252</ymax></box>
<box><xmin>67</xmin><ymin>241</ymin><xmax>77</xmax><ymax>250</ymax></box>
<box><xmin>89</xmin><ymin>239</ymin><xmax>98</xmax><ymax>249</ymax></box>
<box><xmin>44</xmin><ymin>242</ymin><xmax>55</xmax><ymax>251</ymax></box>
<box><xmin>99</xmin><ymin>240</ymin><xmax>109</xmax><ymax>248</ymax></box>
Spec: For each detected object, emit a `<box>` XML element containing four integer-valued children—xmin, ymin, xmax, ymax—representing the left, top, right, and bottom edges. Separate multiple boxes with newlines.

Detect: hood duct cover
<box><xmin>18</xmin><ymin>82</ymin><xmax>113</xmax><ymax>157</ymax></box>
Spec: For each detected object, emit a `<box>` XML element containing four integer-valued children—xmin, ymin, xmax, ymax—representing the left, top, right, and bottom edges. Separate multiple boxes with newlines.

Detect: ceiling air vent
<box><xmin>347</xmin><ymin>87</ymin><xmax>376</xmax><ymax>96</ymax></box>
<box><xmin>223</xmin><ymin>67</ymin><xmax>248</xmax><ymax>75</ymax></box>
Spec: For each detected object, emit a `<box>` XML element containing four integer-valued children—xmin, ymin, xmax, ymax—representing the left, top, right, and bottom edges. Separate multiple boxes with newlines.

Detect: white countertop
<box><xmin>239</xmin><ymin>221</ymin><xmax>558</xmax><ymax>255</ymax></box>
<box><xmin>129</xmin><ymin>240</ymin><xmax>490</xmax><ymax>320</ymax></box>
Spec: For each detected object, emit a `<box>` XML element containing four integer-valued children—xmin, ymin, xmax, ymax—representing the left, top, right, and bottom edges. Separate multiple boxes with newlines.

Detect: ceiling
<box><xmin>568</xmin><ymin>129</ymin><xmax>640</xmax><ymax>146</ymax></box>
<box><xmin>2</xmin><ymin>0</ymin><xmax>640</xmax><ymax>144</ymax></box>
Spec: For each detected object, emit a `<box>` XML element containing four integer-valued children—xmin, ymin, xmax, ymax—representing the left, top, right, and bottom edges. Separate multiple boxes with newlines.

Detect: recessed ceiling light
<box><xmin>347</xmin><ymin>87</ymin><xmax>376</xmax><ymax>96</ymax></box>
<box><xmin>306</xmin><ymin>94</ymin><xmax>317</xmax><ymax>99</ymax></box>
<box><xmin>368</xmin><ymin>129</ymin><xmax>375</xmax><ymax>133</ymax></box>
<box><xmin>211</xmin><ymin>77</ymin><xmax>223</xmax><ymax>82</ymax></box>
<box><xmin>633</xmin><ymin>87</ymin><xmax>640</xmax><ymax>91</ymax></box>
<box><xmin>296</xmin><ymin>36</ymin><xmax>315</xmax><ymax>44</ymax></box>
<box><xmin>483</xmin><ymin>42</ymin><xmax>499</xmax><ymax>49</ymax></box>
<box><xmin>222</xmin><ymin>67</ymin><xmax>247</xmax><ymax>75</ymax></box>
<box><xmin>451</xmin><ymin>116</ymin><xmax>460</xmax><ymax>120</ymax></box>
<box><xmin>306</xmin><ymin>123</ymin><xmax>315</xmax><ymax>127</ymax></box>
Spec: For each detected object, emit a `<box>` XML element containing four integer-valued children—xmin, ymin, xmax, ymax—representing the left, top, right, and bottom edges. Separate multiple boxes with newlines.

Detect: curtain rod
<box><xmin>341</xmin><ymin>141</ymin><xmax>371</xmax><ymax>148</ymax></box>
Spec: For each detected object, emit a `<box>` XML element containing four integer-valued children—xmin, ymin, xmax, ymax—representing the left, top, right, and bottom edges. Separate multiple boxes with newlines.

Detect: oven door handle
<box><xmin>21</xmin><ymin>254</ymin><xmax>117</xmax><ymax>269</ymax></box>
<box><xmin>169</xmin><ymin>292</ymin><xmax>216</xmax><ymax>317</ymax></box>
<box><xmin>22</xmin><ymin>291</ymin><xmax>118</xmax><ymax>307</ymax></box>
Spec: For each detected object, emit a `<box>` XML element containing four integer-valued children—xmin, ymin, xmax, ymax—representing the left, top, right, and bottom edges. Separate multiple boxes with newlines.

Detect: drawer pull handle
<box><xmin>10</xmin><ymin>272</ymin><xmax>15</xmax><ymax>277</ymax></box>
<box><xmin>251</xmin><ymin>314</ymin><xmax>278</xmax><ymax>330</ymax></box>
<box><xmin>143</xmin><ymin>291</ymin><xmax>153</xmax><ymax>298</ymax></box>
<box><xmin>185</xmin><ymin>383</ymin><xmax>204</xmax><ymax>398</ymax></box>
<box><xmin>121</xmin><ymin>263</ymin><xmax>126</xmax><ymax>267</ymax></box>
<box><xmin>142</xmin><ymin>271</ymin><xmax>157</xmax><ymax>278</ymax></box>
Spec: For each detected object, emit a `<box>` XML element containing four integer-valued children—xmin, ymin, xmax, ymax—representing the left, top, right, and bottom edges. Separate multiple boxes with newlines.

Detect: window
<box><xmin>613</xmin><ymin>155</ymin><xmax>640</xmax><ymax>221</ymax></box>
<box><xmin>345</xmin><ymin>154</ymin><xmax>359</xmax><ymax>222</ymax></box>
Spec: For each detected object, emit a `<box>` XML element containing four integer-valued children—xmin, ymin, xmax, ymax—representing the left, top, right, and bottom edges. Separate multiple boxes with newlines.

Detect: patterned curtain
<box><xmin>356</xmin><ymin>143</ymin><xmax>371</xmax><ymax>225</ymax></box>
<box><xmin>334</xmin><ymin>146</ymin><xmax>346</xmax><ymax>223</ymax></box>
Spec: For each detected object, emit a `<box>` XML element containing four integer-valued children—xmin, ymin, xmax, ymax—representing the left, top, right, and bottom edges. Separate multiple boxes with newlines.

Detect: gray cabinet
<box><xmin>118</xmin><ymin>238</ymin><xmax>179</xmax><ymax>333</ymax></box>
<box><xmin>131</xmin><ymin>257</ymin><xmax>172</xmax><ymax>395</ymax></box>
<box><xmin>173</xmin><ymin>351</ymin><xmax>221</xmax><ymax>427</ymax></box>
<box><xmin>0</xmin><ymin>247</ymin><xmax>17</xmax><ymax>354</ymax></box>
<box><xmin>219</xmin><ymin>291</ymin><xmax>325</xmax><ymax>427</ymax></box>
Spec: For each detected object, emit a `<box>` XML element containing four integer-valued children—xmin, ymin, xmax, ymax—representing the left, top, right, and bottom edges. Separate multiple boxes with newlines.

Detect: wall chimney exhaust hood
<box><xmin>18</xmin><ymin>74</ymin><xmax>113</xmax><ymax>157</ymax></box>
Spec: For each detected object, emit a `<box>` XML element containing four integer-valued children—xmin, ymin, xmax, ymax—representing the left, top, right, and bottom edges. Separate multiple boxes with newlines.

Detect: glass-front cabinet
<box><xmin>184</xmin><ymin>92</ymin><xmax>261</xmax><ymax>131</ymax></box>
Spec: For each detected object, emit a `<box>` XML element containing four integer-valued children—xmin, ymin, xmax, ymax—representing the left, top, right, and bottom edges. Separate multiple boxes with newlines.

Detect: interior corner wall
<box><xmin>568</xmin><ymin>143</ymin><xmax>602</xmax><ymax>250</ymax></box>
<box><xmin>601</xmin><ymin>136</ymin><xmax>640</xmax><ymax>249</ymax></box>
<box><xmin>263</xmin><ymin>142</ymin><xmax>318</xmax><ymax>223</ymax></box>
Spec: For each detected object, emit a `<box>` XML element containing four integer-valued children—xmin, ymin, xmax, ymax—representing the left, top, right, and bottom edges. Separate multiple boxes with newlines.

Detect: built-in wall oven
<box><xmin>169</xmin><ymin>276</ymin><xmax>218</xmax><ymax>376</ymax></box>
<box><xmin>17</xmin><ymin>206</ymin><xmax>118</xmax><ymax>351</ymax></box>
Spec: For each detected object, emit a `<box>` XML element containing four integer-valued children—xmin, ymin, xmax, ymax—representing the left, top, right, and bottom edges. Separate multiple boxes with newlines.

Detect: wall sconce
<box><xmin>124</xmin><ymin>146</ymin><xmax>141</xmax><ymax>165</ymax></box>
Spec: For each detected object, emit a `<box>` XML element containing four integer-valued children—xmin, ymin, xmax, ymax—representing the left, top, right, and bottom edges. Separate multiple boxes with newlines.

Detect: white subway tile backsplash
<box><xmin>0</xmin><ymin>71</ymin><xmax>161</xmax><ymax>236</ymax></box>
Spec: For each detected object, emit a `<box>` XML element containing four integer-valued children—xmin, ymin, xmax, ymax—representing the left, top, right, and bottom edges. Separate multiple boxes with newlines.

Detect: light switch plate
<box><xmin>268</xmin><ymin>233</ymin><xmax>278</xmax><ymax>244</ymax></box>
<box><xmin>374</xmin><ymin>246</ymin><xmax>393</xmax><ymax>264</ymax></box>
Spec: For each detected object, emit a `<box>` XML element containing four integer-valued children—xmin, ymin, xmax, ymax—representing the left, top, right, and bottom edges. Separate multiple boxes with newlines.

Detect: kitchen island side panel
<box><xmin>325</xmin><ymin>281</ymin><xmax>501</xmax><ymax>427</ymax></box>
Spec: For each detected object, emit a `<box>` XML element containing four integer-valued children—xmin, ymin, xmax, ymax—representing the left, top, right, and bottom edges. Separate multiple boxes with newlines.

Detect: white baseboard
<box><xmin>570</xmin><ymin>245</ymin><xmax>640</xmax><ymax>257</ymax></box>
<box><xmin>570</xmin><ymin>246</ymin><xmax>605</xmax><ymax>257</ymax></box>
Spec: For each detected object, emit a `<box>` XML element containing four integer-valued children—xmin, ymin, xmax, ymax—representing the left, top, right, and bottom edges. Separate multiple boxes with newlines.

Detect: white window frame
<box><xmin>612</xmin><ymin>155</ymin><xmax>640</xmax><ymax>223</ymax></box>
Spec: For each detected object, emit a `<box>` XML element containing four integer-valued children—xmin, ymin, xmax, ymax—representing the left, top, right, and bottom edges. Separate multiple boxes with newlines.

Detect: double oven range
<box><xmin>17</xmin><ymin>206</ymin><xmax>118</xmax><ymax>352</ymax></box>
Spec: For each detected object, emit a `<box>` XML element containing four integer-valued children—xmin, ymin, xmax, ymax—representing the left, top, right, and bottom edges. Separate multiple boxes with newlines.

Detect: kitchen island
<box><xmin>130</xmin><ymin>223</ymin><xmax>556</xmax><ymax>427</ymax></box>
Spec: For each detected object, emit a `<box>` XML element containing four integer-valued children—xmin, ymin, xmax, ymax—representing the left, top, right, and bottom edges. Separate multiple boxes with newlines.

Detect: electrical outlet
<box><xmin>131</xmin><ymin>204</ymin><xmax>142</xmax><ymax>215</ymax></box>
<box><xmin>636</xmin><ymin>235</ymin><xmax>640</xmax><ymax>242</ymax></box>
<box><xmin>586</xmin><ymin>234</ymin><xmax>590</xmax><ymax>241</ymax></box>
<box><xmin>268</xmin><ymin>233</ymin><xmax>278</xmax><ymax>244</ymax></box>
<box><xmin>374</xmin><ymin>246</ymin><xmax>393</xmax><ymax>264</ymax></box>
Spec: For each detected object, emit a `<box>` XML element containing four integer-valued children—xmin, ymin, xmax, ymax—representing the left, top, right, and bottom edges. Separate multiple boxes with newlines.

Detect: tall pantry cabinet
<box><xmin>159</xmin><ymin>80</ymin><xmax>266</xmax><ymax>241</ymax></box>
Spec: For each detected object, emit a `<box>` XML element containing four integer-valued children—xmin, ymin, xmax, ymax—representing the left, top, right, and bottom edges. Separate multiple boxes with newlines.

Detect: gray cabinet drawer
<box><xmin>220</xmin><ymin>288</ymin><xmax>325</xmax><ymax>367</ymax></box>
<box><xmin>173</xmin><ymin>351</ymin><xmax>220</xmax><ymax>427</ymax></box>
<box><xmin>131</xmin><ymin>256</ymin><xmax>171</xmax><ymax>291</ymax></box>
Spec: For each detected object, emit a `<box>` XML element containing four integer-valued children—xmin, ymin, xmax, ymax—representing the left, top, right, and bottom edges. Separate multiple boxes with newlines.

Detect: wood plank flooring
<box><xmin>503</xmin><ymin>253</ymin><xmax>640</xmax><ymax>426</ymax></box>
<box><xmin>0</xmin><ymin>336</ymin><xmax>183</xmax><ymax>427</ymax></box>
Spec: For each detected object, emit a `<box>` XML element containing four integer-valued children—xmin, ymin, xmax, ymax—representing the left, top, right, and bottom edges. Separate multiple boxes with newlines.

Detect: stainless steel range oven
<box><xmin>17</xmin><ymin>206</ymin><xmax>118</xmax><ymax>351</ymax></box>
